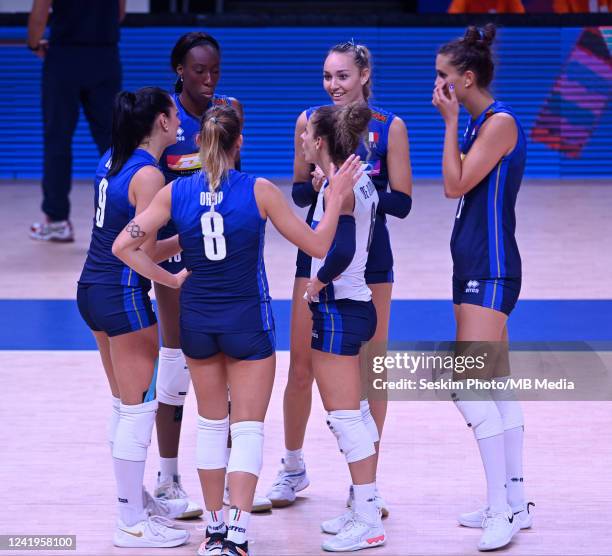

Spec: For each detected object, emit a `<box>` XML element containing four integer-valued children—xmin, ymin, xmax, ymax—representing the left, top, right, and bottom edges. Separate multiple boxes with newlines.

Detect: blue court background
<box><xmin>1</xmin><ymin>299</ymin><xmax>610</xmax><ymax>350</ymax></box>
<box><xmin>1</xmin><ymin>26</ymin><xmax>610</xmax><ymax>180</ymax></box>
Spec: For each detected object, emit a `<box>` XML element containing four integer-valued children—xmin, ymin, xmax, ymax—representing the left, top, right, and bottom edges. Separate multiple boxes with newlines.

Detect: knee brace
<box><xmin>156</xmin><ymin>347</ymin><xmax>191</xmax><ymax>406</ymax></box>
<box><xmin>227</xmin><ymin>421</ymin><xmax>264</xmax><ymax>477</ymax></box>
<box><xmin>108</xmin><ymin>396</ymin><xmax>121</xmax><ymax>449</ymax></box>
<box><xmin>196</xmin><ymin>415</ymin><xmax>230</xmax><ymax>470</ymax></box>
<box><xmin>360</xmin><ymin>400</ymin><xmax>380</xmax><ymax>443</ymax></box>
<box><xmin>451</xmin><ymin>393</ymin><xmax>503</xmax><ymax>440</ymax></box>
<box><xmin>326</xmin><ymin>410</ymin><xmax>376</xmax><ymax>464</ymax></box>
<box><xmin>492</xmin><ymin>379</ymin><xmax>524</xmax><ymax>430</ymax></box>
<box><xmin>112</xmin><ymin>400</ymin><xmax>157</xmax><ymax>461</ymax></box>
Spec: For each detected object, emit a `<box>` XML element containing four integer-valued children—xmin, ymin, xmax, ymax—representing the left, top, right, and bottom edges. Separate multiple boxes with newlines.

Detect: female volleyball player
<box><xmin>432</xmin><ymin>24</ymin><xmax>533</xmax><ymax>551</ymax></box>
<box><xmin>112</xmin><ymin>105</ymin><xmax>362</xmax><ymax>556</ymax></box>
<box><xmin>301</xmin><ymin>102</ymin><xmax>387</xmax><ymax>552</ymax></box>
<box><xmin>152</xmin><ymin>31</ymin><xmax>268</xmax><ymax>518</ymax></box>
<box><xmin>268</xmin><ymin>40</ymin><xmax>413</xmax><ymax>530</ymax></box>
<box><xmin>77</xmin><ymin>87</ymin><xmax>190</xmax><ymax>548</ymax></box>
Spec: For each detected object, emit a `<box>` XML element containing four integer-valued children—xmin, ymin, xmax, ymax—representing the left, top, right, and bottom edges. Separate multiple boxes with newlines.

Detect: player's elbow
<box><xmin>111</xmin><ymin>239</ymin><xmax>125</xmax><ymax>260</ymax></box>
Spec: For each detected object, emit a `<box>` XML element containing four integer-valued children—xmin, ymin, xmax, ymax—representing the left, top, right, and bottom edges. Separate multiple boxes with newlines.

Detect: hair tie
<box><xmin>210</xmin><ymin>117</ymin><xmax>218</xmax><ymax>124</ymax></box>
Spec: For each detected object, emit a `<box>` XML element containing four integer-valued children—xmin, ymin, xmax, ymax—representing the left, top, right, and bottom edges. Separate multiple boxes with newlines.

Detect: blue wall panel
<box><xmin>0</xmin><ymin>26</ymin><xmax>609</xmax><ymax>180</ymax></box>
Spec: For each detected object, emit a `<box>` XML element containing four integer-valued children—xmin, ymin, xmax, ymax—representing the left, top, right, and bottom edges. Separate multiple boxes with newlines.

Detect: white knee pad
<box><xmin>360</xmin><ymin>400</ymin><xmax>380</xmax><ymax>443</ymax></box>
<box><xmin>112</xmin><ymin>400</ymin><xmax>158</xmax><ymax>461</ymax></box>
<box><xmin>156</xmin><ymin>347</ymin><xmax>191</xmax><ymax>406</ymax></box>
<box><xmin>451</xmin><ymin>393</ymin><xmax>503</xmax><ymax>440</ymax></box>
<box><xmin>227</xmin><ymin>421</ymin><xmax>264</xmax><ymax>477</ymax></box>
<box><xmin>327</xmin><ymin>410</ymin><xmax>376</xmax><ymax>464</ymax></box>
<box><xmin>197</xmin><ymin>415</ymin><xmax>230</xmax><ymax>470</ymax></box>
<box><xmin>108</xmin><ymin>396</ymin><xmax>121</xmax><ymax>449</ymax></box>
<box><xmin>492</xmin><ymin>377</ymin><xmax>524</xmax><ymax>430</ymax></box>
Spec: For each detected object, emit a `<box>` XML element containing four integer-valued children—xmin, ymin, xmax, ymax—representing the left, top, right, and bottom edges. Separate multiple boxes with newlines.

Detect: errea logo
<box><xmin>176</xmin><ymin>127</ymin><xmax>185</xmax><ymax>142</ymax></box>
<box><xmin>465</xmin><ymin>280</ymin><xmax>480</xmax><ymax>293</ymax></box>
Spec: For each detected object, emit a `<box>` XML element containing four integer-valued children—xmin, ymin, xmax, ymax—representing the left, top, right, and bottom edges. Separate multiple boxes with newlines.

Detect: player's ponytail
<box><xmin>438</xmin><ymin>24</ymin><xmax>497</xmax><ymax>89</ymax></box>
<box><xmin>311</xmin><ymin>102</ymin><xmax>371</xmax><ymax>168</ymax></box>
<box><xmin>199</xmin><ymin>105</ymin><xmax>241</xmax><ymax>192</ymax></box>
<box><xmin>108</xmin><ymin>87</ymin><xmax>174</xmax><ymax>178</ymax></box>
<box><xmin>329</xmin><ymin>41</ymin><xmax>373</xmax><ymax>101</ymax></box>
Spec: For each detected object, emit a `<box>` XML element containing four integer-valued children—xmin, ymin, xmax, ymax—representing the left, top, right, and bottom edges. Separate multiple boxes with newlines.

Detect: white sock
<box><xmin>108</xmin><ymin>396</ymin><xmax>121</xmax><ymax>452</ymax></box>
<box><xmin>113</xmin><ymin>458</ymin><xmax>147</xmax><ymax>526</ymax></box>
<box><xmin>284</xmin><ymin>449</ymin><xmax>303</xmax><ymax>471</ymax></box>
<box><xmin>504</xmin><ymin>426</ymin><xmax>525</xmax><ymax>509</ymax></box>
<box><xmin>477</xmin><ymin>434</ymin><xmax>507</xmax><ymax>514</ymax></box>
<box><xmin>227</xmin><ymin>507</ymin><xmax>250</xmax><ymax>545</ymax></box>
<box><xmin>352</xmin><ymin>482</ymin><xmax>378</xmax><ymax>523</ymax></box>
<box><xmin>159</xmin><ymin>456</ymin><xmax>178</xmax><ymax>483</ymax></box>
<box><xmin>207</xmin><ymin>509</ymin><xmax>226</xmax><ymax>533</ymax></box>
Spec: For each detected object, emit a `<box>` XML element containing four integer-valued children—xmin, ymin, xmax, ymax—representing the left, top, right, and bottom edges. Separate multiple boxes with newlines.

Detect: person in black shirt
<box><xmin>28</xmin><ymin>0</ymin><xmax>125</xmax><ymax>242</ymax></box>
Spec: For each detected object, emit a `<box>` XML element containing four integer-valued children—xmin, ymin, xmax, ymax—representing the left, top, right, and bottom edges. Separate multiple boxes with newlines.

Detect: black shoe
<box><xmin>198</xmin><ymin>527</ymin><xmax>227</xmax><ymax>555</ymax></box>
<box><xmin>221</xmin><ymin>539</ymin><xmax>249</xmax><ymax>556</ymax></box>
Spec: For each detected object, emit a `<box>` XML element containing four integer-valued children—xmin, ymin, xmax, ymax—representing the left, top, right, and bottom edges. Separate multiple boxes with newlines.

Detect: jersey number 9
<box><xmin>95</xmin><ymin>178</ymin><xmax>108</xmax><ymax>228</ymax></box>
<box><xmin>201</xmin><ymin>211</ymin><xmax>227</xmax><ymax>261</ymax></box>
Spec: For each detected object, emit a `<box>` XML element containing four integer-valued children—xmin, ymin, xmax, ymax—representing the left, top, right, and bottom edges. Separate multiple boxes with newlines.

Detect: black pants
<box><xmin>41</xmin><ymin>45</ymin><xmax>121</xmax><ymax>221</ymax></box>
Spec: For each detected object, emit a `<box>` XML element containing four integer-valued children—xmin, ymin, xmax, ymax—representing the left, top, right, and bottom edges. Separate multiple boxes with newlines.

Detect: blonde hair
<box><xmin>199</xmin><ymin>105</ymin><xmax>241</xmax><ymax>192</ymax></box>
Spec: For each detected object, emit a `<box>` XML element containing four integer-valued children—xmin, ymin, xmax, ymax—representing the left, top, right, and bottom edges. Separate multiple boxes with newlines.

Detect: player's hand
<box><xmin>304</xmin><ymin>277</ymin><xmax>326</xmax><ymax>302</ymax></box>
<box><xmin>328</xmin><ymin>154</ymin><xmax>362</xmax><ymax>200</ymax></box>
<box><xmin>30</xmin><ymin>39</ymin><xmax>48</xmax><ymax>60</ymax></box>
<box><xmin>432</xmin><ymin>83</ymin><xmax>459</xmax><ymax>123</ymax></box>
<box><xmin>311</xmin><ymin>165</ymin><xmax>326</xmax><ymax>192</ymax></box>
<box><xmin>173</xmin><ymin>268</ymin><xmax>191</xmax><ymax>289</ymax></box>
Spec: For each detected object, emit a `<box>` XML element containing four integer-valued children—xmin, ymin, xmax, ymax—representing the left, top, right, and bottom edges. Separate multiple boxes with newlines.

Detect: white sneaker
<box><xmin>223</xmin><ymin>483</ymin><xmax>272</xmax><ymax>513</ymax></box>
<box><xmin>267</xmin><ymin>458</ymin><xmax>310</xmax><ymax>507</ymax></box>
<box><xmin>143</xmin><ymin>487</ymin><xmax>188</xmax><ymax>519</ymax></box>
<box><xmin>113</xmin><ymin>515</ymin><xmax>189</xmax><ymax>548</ymax></box>
<box><xmin>477</xmin><ymin>506</ymin><xmax>520</xmax><ymax>551</ymax></box>
<box><xmin>347</xmin><ymin>485</ymin><xmax>389</xmax><ymax>518</ymax></box>
<box><xmin>459</xmin><ymin>502</ymin><xmax>534</xmax><ymax>529</ymax></box>
<box><xmin>321</xmin><ymin>509</ymin><xmax>353</xmax><ymax>535</ymax></box>
<box><xmin>322</xmin><ymin>512</ymin><xmax>385</xmax><ymax>552</ymax></box>
<box><xmin>155</xmin><ymin>473</ymin><xmax>203</xmax><ymax>519</ymax></box>
<box><xmin>29</xmin><ymin>220</ymin><xmax>74</xmax><ymax>242</ymax></box>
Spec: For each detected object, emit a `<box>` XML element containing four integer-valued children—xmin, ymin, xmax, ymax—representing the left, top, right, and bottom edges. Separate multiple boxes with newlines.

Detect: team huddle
<box><xmin>77</xmin><ymin>24</ymin><xmax>533</xmax><ymax>555</ymax></box>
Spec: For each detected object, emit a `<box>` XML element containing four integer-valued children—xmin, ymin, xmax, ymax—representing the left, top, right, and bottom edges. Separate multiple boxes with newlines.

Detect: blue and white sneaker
<box><xmin>266</xmin><ymin>458</ymin><xmax>310</xmax><ymax>507</ymax></box>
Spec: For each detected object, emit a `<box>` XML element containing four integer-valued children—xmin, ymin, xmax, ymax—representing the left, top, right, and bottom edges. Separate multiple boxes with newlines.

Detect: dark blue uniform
<box><xmin>42</xmin><ymin>0</ymin><xmax>121</xmax><ymax>222</ymax></box>
<box><xmin>451</xmin><ymin>101</ymin><xmax>526</xmax><ymax>316</ymax></box>
<box><xmin>295</xmin><ymin>104</ymin><xmax>396</xmax><ymax>284</ymax></box>
<box><xmin>77</xmin><ymin>149</ymin><xmax>157</xmax><ymax>336</ymax></box>
<box><xmin>158</xmin><ymin>93</ymin><xmax>233</xmax><ymax>273</ymax></box>
<box><xmin>170</xmin><ymin>170</ymin><xmax>275</xmax><ymax>360</ymax></box>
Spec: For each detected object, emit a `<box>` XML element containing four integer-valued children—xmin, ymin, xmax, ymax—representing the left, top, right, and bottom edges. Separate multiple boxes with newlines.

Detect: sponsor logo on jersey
<box><xmin>200</xmin><ymin>191</ymin><xmax>224</xmax><ymax>206</ymax></box>
<box><xmin>371</xmin><ymin>110</ymin><xmax>388</xmax><ymax>123</ymax></box>
<box><xmin>465</xmin><ymin>280</ymin><xmax>480</xmax><ymax>293</ymax></box>
<box><xmin>176</xmin><ymin>126</ymin><xmax>185</xmax><ymax>142</ymax></box>
<box><xmin>362</xmin><ymin>160</ymin><xmax>381</xmax><ymax>176</ymax></box>
<box><xmin>212</xmin><ymin>96</ymin><xmax>231</xmax><ymax>106</ymax></box>
<box><xmin>166</xmin><ymin>153</ymin><xmax>201</xmax><ymax>171</ymax></box>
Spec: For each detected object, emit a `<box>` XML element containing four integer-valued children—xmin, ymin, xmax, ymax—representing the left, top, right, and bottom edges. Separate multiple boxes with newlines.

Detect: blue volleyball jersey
<box><xmin>451</xmin><ymin>101</ymin><xmax>526</xmax><ymax>280</ymax></box>
<box><xmin>79</xmin><ymin>148</ymin><xmax>157</xmax><ymax>288</ymax></box>
<box><xmin>158</xmin><ymin>93</ymin><xmax>232</xmax><ymax>240</ymax></box>
<box><xmin>171</xmin><ymin>169</ymin><xmax>273</xmax><ymax>333</ymax></box>
<box><xmin>305</xmin><ymin>104</ymin><xmax>395</xmax><ymax>195</ymax></box>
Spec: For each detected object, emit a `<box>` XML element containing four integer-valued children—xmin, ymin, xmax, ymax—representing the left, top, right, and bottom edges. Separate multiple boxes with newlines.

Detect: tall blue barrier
<box><xmin>1</xmin><ymin>26</ymin><xmax>610</xmax><ymax>180</ymax></box>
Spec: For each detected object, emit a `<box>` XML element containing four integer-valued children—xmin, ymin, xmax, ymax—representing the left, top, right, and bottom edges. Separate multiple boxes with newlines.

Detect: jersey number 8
<box><xmin>201</xmin><ymin>211</ymin><xmax>227</xmax><ymax>261</ymax></box>
<box><xmin>95</xmin><ymin>178</ymin><xmax>108</xmax><ymax>228</ymax></box>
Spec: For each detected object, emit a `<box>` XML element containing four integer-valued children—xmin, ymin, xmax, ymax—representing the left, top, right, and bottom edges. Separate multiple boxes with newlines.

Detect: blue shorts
<box><xmin>181</xmin><ymin>328</ymin><xmax>276</xmax><ymax>361</ymax></box>
<box><xmin>295</xmin><ymin>248</ymin><xmax>312</xmax><ymax>279</ymax></box>
<box><xmin>310</xmin><ymin>299</ymin><xmax>377</xmax><ymax>356</ymax></box>
<box><xmin>452</xmin><ymin>277</ymin><xmax>521</xmax><ymax>316</ymax></box>
<box><xmin>77</xmin><ymin>283</ymin><xmax>157</xmax><ymax>337</ymax></box>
